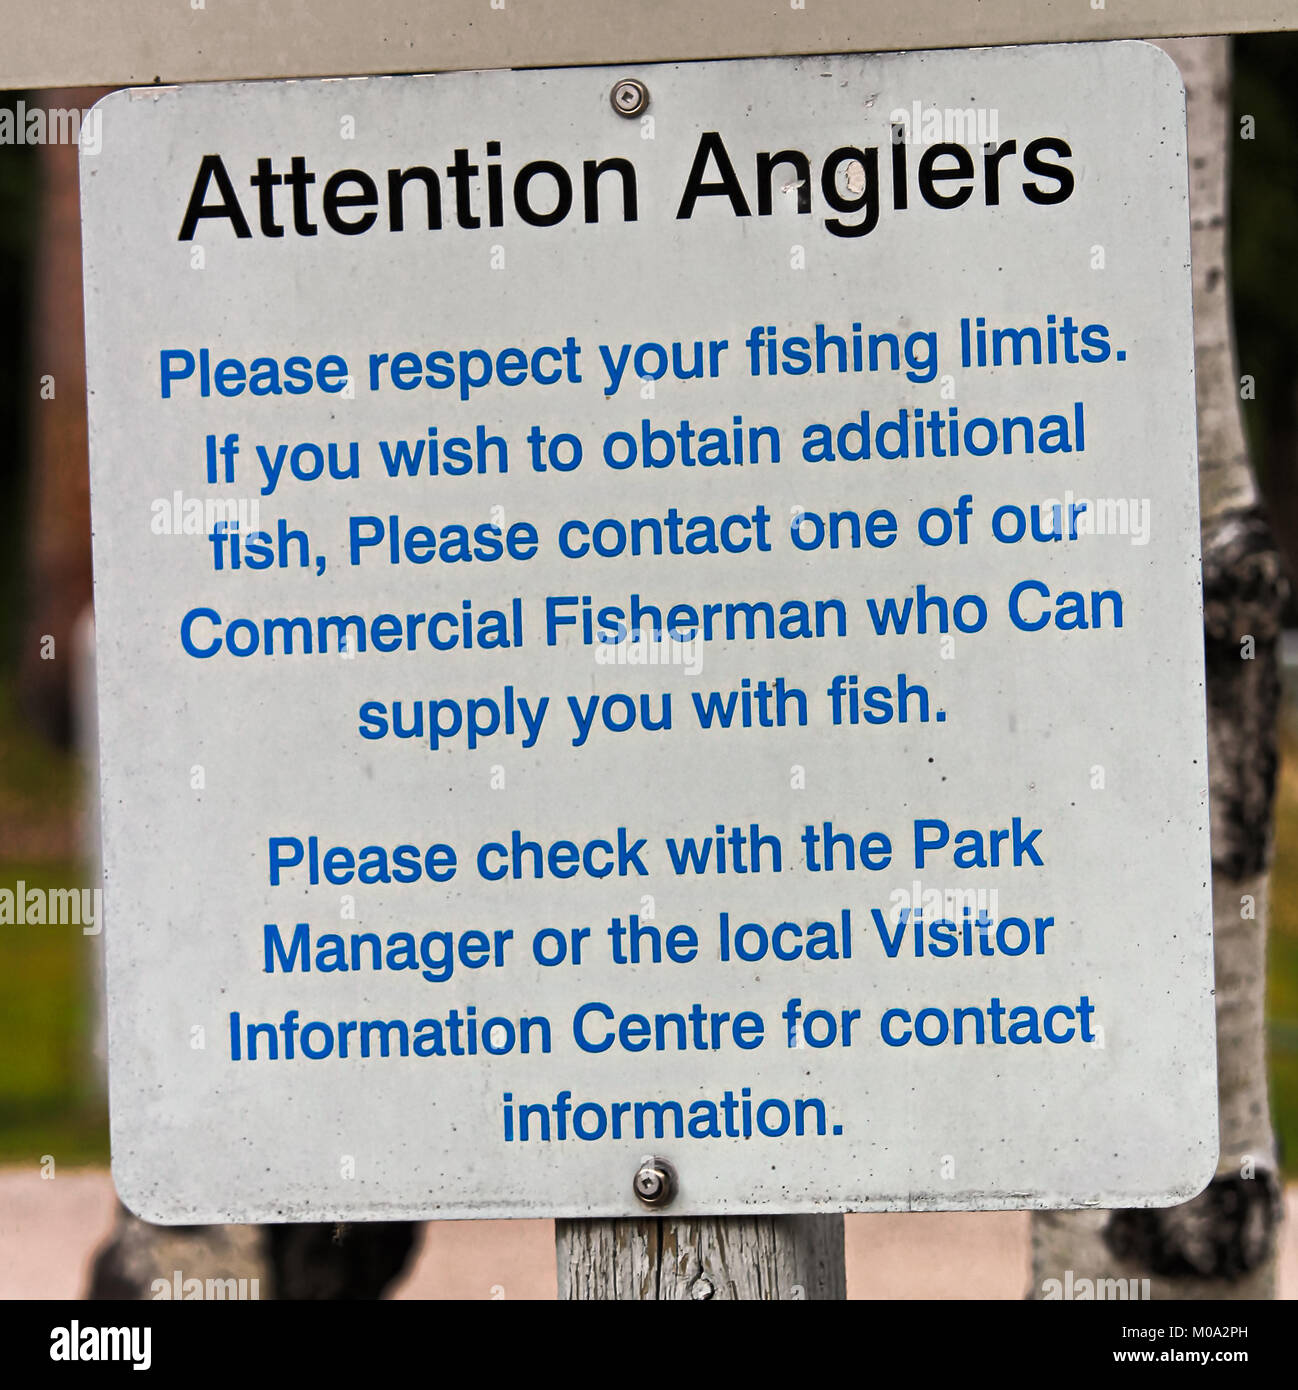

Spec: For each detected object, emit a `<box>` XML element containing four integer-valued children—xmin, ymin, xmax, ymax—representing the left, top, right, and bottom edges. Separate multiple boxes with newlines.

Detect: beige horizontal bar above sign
<box><xmin>4</xmin><ymin>0</ymin><xmax>1298</xmax><ymax>89</ymax></box>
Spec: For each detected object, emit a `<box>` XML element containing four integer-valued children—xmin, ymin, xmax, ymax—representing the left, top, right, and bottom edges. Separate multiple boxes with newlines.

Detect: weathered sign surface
<box><xmin>82</xmin><ymin>44</ymin><xmax>1215</xmax><ymax>1221</ymax></box>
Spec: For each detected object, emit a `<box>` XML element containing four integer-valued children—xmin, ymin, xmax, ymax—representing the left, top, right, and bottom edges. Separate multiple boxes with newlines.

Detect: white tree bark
<box><xmin>1031</xmin><ymin>36</ymin><xmax>1285</xmax><ymax>1300</ymax></box>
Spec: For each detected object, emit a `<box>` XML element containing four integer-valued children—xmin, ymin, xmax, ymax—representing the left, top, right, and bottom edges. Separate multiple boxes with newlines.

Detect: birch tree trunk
<box><xmin>1031</xmin><ymin>35</ymin><xmax>1286</xmax><ymax>1300</ymax></box>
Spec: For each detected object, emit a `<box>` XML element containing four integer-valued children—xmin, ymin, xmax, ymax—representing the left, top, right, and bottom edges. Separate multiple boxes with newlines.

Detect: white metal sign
<box><xmin>82</xmin><ymin>44</ymin><xmax>1215</xmax><ymax>1222</ymax></box>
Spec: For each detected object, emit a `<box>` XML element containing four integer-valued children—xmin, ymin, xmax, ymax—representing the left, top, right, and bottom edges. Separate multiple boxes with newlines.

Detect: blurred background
<box><xmin>1</xmin><ymin>35</ymin><xmax>1296</xmax><ymax>1297</ymax></box>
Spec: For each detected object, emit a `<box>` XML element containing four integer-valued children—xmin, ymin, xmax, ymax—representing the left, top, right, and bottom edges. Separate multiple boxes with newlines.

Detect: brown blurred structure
<box><xmin>17</xmin><ymin>87</ymin><xmax>105</xmax><ymax>747</ymax></box>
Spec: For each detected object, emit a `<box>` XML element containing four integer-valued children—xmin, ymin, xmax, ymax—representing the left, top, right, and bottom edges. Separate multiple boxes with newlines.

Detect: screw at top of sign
<box><xmin>611</xmin><ymin>79</ymin><xmax>650</xmax><ymax>118</ymax></box>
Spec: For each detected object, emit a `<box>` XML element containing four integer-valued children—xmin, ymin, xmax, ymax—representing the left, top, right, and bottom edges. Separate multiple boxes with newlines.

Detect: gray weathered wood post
<box><xmin>557</xmin><ymin>1214</ymin><xmax>845</xmax><ymax>1300</ymax></box>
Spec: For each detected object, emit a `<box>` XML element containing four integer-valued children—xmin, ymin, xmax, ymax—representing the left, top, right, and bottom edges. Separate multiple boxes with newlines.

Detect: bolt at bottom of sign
<box><xmin>633</xmin><ymin>1155</ymin><xmax>678</xmax><ymax>1208</ymax></box>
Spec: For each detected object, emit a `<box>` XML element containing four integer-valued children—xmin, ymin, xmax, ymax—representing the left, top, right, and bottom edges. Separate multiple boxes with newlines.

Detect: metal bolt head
<box><xmin>632</xmin><ymin>1154</ymin><xmax>677</xmax><ymax>1207</ymax></box>
<box><xmin>611</xmin><ymin>78</ymin><xmax>650</xmax><ymax>118</ymax></box>
<box><xmin>634</xmin><ymin>1168</ymin><xmax>663</xmax><ymax>1200</ymax></box>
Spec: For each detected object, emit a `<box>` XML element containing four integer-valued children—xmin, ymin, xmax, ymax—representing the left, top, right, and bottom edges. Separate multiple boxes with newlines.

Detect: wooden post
<box><xmin>556</xmin><ymin>1215</ymin><xmax>845</xmax><ymax>1300</ymax></box>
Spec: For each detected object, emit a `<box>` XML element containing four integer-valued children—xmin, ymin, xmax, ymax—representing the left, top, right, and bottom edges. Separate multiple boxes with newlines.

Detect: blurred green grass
<box><xmin>0</xmin><ymin>676</ymin><xmax>107</xmax><ymax>1164</ymax></box>
<box><xmin>1266</xmin><ymin>717</ymin><xmax>1298</xmax><ymax>1178</ymax></box>
<box><xmin>0</xmin><ymin>858</ymin><xmax>108</xmax><ymax>1164</ymax></box>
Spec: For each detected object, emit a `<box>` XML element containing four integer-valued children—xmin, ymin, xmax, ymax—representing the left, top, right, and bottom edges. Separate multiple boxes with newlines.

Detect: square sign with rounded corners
<box><xmin>80</xmin><ymin>42</ymin><xmax>1214</xmax><ymax>1223</ymax></box>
